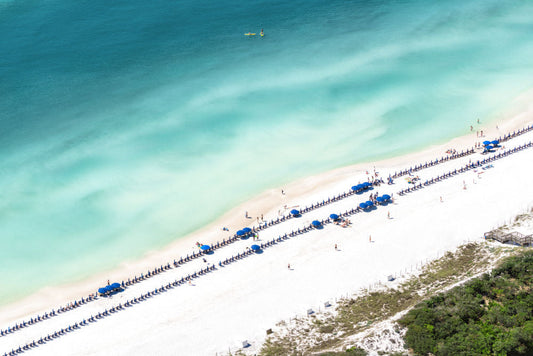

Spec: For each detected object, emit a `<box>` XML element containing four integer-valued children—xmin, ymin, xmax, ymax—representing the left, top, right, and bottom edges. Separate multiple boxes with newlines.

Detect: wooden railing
<box><xmin>484</xmin><ymin>230</ymin><xmax>533</xmax><ymax>246</ymax></box>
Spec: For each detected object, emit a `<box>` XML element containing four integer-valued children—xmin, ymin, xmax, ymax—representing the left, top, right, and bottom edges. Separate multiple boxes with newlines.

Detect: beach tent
<box><xmin>290</xmin><ymin>209</ymin><xmax>300</xmax><ymax>216</ymax></box>
<box><xmin>329</xmin><ymin>213</ymin><xmax>339</xmax><ymax>220</ymax></box>
<box><xmin>242</xmin><ymin>227</ymin><xmax>252</xmax><ymax>233</ymax></box>
<box><xmin>312</xmin><ymin>220</ymin><xmax>321</xmax><ymax>227</ymax></box>
<box><xmin>251</xmin><ymin>244</ymin><xmax>260</xmax><ymax>251</ymax></box>
<box><xmin>236</xmin><ymin>230</ymin><xmax>245</xmax><ymax>236</ymax></box>
<box><xmin>359</xmin><ymin>202</ymin><xmax>368</xmax><ymax>209</ymax></box>
<box><xmin>200</xmin><ymin>244</ymin><xmax>211</xmax><ymax>251</ymax></box>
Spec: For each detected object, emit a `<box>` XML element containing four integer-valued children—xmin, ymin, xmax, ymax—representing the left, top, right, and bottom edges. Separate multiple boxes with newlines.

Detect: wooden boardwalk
<box><xmin>484</xmin><ymin>230</ymin><xmax>533</xmax><ymax>246</ymax></box>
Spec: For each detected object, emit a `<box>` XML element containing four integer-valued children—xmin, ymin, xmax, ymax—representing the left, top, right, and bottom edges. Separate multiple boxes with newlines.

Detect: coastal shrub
<box><xmin>258</xmin><ymin>243</ymin><xmax>510</xmax><ymax>356</ymax></box>
<box><xmin>318</xmin><ymin>346</ymin><xmax>367</xmax><ymax>355</ymax></box>
<box><xmin>398</xmin><ymin>250</ymin><xmax>533</xmax><ymax>355</ymax></box>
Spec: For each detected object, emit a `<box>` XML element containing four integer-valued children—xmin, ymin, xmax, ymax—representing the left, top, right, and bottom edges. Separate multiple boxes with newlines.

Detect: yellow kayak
<box><xmin>244</xmin><ymin>32</ymin><xmax>256</xmax><ymax>36</ymax></box>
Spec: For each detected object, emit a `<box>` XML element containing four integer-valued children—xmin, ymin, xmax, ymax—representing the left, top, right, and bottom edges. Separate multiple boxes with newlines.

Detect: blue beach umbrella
<box><xmin>376</xmin><ymin>196</ymin><xmax>384</xmax><ymax>203</ymax></box>
<box><xmin>351</xmin><ymin>185</ymin><xmax>359</xmax><ymax>191</ymax></box>
<box><xmin>312</xmin><ymin>220</ymin><xmax>321</xmax><ymax>227</ymax></box>
<box><xmin>98</xmin><ymin>288</ymin><xmax>107</xmax><ymax>294</ymax></box>
<box><xmin>366</xmin><ymin>200</ymin><xmax>374</xmax><ymax>207</ymax></box>
<box><xmin>290</xmin><ymin>209</ymin><xmax>300</xmax><ymax>215</ymax></box>
<box><xmin>236</xmin><ymin>230</ymin><xmax>245</xmax><ymax>236</ymax></box>
<box><xmin>104</xmin><ymin>285</ymin><xmax>114</xmax><ymax>293</ymax></box>
<box><xmin>485</xmin><ymin>145</ymin><xmax>493</xmax><ymax>150</ymax></box>
<box><xmin>111</xmin><ymin>282</ymin><xmax>120</xmax><ymax>290</ymax></box>
<box><xmin>251</xmin><ymin>244</ymin><xmax>260</xmax><ymax>251</ymax></box>
<box><xmin>359</xmin><ymin>202</ymin><xmax>368</xmax><ymax>209</ymax></box>
<box><xmin>382</xmin><ymin>194</ymin><xmax>391</xmax><ymax>201</ymax></box>
<box><xmin>483</xmin><ymin>140</ymin><xmax>491</xmax><ymax>146</ymax></box>
<box><xmin>242</xmin><ymin>227</ymin><xmax>252</xmax><ymax>233</ymax></box>
<box><xmin>200</xmin><ymin>244</ymin><xmax>211</xmax><ymax>251</ymax></box>
<box><xmin>329</xmin><ymin>213</ymin><xmax>339</xmax><ymax>220</ymax></box>
<box><xmin>491</xmin><ymin>140</ymin><xmax>499</xmax><ymax>146</ymax></box>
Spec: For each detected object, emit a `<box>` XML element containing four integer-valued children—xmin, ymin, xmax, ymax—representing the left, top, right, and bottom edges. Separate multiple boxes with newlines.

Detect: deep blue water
<box><xmin>1</xmin><ymin>0</ymin><xmax>532</xmax><ymax>304</ymax></box>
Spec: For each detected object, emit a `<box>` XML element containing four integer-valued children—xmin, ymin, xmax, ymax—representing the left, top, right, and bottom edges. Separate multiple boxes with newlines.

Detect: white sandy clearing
<box><xmin>1</xmin><ymin>92</ymin><xmax>533</xmax><ymax>355</ymax></box>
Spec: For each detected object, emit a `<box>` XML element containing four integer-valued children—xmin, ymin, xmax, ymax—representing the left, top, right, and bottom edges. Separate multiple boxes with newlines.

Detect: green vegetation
<box><xmin>317</xmin><ymin>346</ymin><xmax>368</xmax><ymax>355</ymax></box>
<box><xmin>259</xmin><ymin>243</ymin><xmax>511</xmax><ymax>355</ymax></box>
<box><xmin>399</xmin><ymin>250</ymin><xmax>533</xmax><ymax>355</ymax></box>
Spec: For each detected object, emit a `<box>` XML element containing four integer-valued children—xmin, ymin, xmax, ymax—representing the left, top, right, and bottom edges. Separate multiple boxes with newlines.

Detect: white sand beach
<box><xmin>1</xmin><ymin>93</ymin><xmax>533</xmax><ymax>355</ymax></box>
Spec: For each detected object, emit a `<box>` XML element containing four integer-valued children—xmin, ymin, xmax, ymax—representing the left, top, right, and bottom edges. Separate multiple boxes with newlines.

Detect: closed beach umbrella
<box><xmin>98</xmin><ymin>288</ymin><xmax>107</xmax><ymax>294</ymax></box>
<box><xmin>242</xmin><ymin>227</ymin><xmax>252</xmax><ymax>233</ymax></box>
<box><xmin>382</xmin><ymin>194</ymin><xmax>391</xmax><ymax>201</ymax></box>
<box><xmin>290</xmin><ymin>209</ymin><xmax>300</xmax><ymax>216</ymax></box>
<box><xmin>329</xmin><ymin>213</ymin><xmax>339</xmax><ymax>220</ymax></box>
<box><xmin>200</xmin><ymin>244</ymin><xmax>210</xmax><ymax>251</ymax></box>
<box><xmin>359</xmin><ymin>202</ymin><xmax>368</xmax><ymax>209</ymax></box>
<box><xmin>236</xmin><ymin>230</ymin><xmax>245</xmax><ymax>236</ymax></box>
<box><xmin>312</xmin><ymin>220</ymin><xmax>321</xmax><ymax>227</ymax></box>
<box><xmin>483</xmin><ymin>140</ymin><xmax>491</xmax><ymax>146</ymax></box>
<box><xmin>251</xmin><ymin>244</ymin><xmax>260</xmax><ymax>251</ymax></box>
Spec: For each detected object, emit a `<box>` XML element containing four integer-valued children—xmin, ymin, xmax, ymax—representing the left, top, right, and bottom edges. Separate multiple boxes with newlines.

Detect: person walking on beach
<box><xmin>334</xmin><ymin>244</ymin><xmax>337</xmax><ymax>250</ymax></box>
<box><xmin>245</xmin><ymin>211</ymin><xmax>249</xmax><ymax>218</ymax></box>
<box><xmin>440</xmin><ymin>196</ymin><xmax>443</xmax><ymax>202</ymax></box>
<box><xmin>369</xmin><ymin>235</ymin><xmax>372</xmax><ymax>242</ymax></box>
<box><xmin>288</xmin><ymin>263</ymin><xmax>290</xmax><ymax>269</ymax></box>
<box><xmin>387</xmin><ymin>211</ymin><xmax>391</xmax><ymax>219</ymax></box>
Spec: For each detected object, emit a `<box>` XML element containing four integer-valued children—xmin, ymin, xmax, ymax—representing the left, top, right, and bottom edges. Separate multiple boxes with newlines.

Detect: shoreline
<box><xmin>1</xmin><ymin>88</ymin><xmax>533</xmax><ymax>326</ymax></box>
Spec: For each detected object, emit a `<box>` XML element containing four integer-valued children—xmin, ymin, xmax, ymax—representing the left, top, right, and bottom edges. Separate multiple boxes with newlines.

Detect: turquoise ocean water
<box><xmin>1</xmin><ymin>0</ymin><xmax>532</xmax><ymax>305</ymax></box>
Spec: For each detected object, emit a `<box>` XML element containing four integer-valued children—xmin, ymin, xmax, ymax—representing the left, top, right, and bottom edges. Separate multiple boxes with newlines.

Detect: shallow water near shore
<box><xmin>1</xmin><ymin>0</ymin><xmax>533</xmax><ymax>305</ymax></box>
